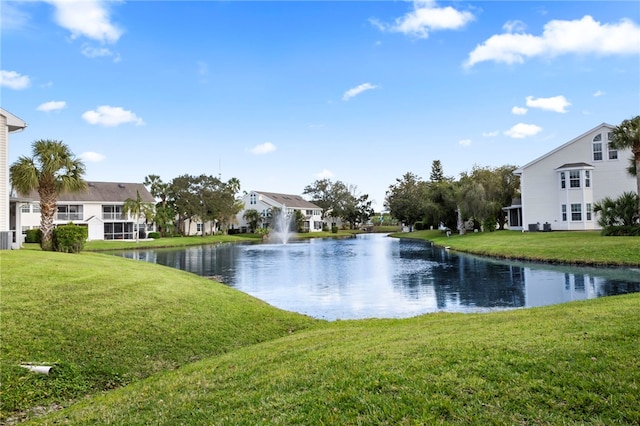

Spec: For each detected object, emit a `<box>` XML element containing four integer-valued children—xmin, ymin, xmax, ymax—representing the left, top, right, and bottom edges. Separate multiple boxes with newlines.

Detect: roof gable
<box><xmin>515</xmin><ymin>123</ymin><xmax>613</xmax><ymax>174</ymax></box>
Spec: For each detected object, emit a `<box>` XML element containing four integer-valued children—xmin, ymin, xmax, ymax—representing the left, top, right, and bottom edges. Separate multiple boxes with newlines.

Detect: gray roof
<box><xmin>255</xmin><ymin>191</ymin><xmax>322</xmax><ymax>210</ymax></box>
<box><xmin>555</xmin><ymin>162</ymin><xmax>594</xmax><ymax>170</ymax></box>
<box><xmin>21</xmin><ymin>181</ymin><xmax>155</xmax><ymax>203</ymax></box>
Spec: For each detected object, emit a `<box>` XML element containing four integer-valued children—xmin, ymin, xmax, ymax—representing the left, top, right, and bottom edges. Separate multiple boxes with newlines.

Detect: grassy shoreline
<box><xmin>392</xmin><ymin>229</ymin><xmax>640</xmax><ymax>267</ymax></box>
<box><xmin>3</xmin><ymin>230</ymin><xmax>639</xmax><ymax>424</ymax></box>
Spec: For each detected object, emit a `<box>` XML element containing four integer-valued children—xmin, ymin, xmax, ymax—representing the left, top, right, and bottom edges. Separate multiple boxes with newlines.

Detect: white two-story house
<box><xmin>16</xmin><ymin>181</ymin><xmax>156</xmax><ymax>243</ymax></box>
<box><xmin>1</xmin><ymin>108</ymin><xmax>27</xmax><ymax>249</ymax></box>
<box><xmin>505</xmin><ymin>123</ymin><xmax>635</xmax><ymax>231</ymax></box>
<box><xmin>235</xmin><ymin>190</ymin><xmax>323</xmax><ymax>233</ymax></box>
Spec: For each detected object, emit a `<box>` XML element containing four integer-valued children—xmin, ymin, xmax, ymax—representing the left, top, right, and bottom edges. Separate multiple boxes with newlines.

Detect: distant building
<box><xmin>1</xmin><ymin>108</ymin><xmax>27</xmax><ymax>249</ymax></box>
<box><xmin>235</xmin><ymin>190</ymin><xmax>323</xmax><ymax>233</ymax></box>
<box><xmin>15</xmin><ymin>181</ymin><xmax>156</xmax><ymax>244</ymax></box>
<box><xmin>505</xmin><ymin>123</ymin><xmax>635</xmax><ymax>231</ymax></box>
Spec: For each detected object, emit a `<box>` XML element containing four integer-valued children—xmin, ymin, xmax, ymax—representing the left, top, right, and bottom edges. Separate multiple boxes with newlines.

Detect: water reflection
<box><xmin>114</xmin><ymin>234</ymin><xmax>640</xmax><ymax>320</ymax></box>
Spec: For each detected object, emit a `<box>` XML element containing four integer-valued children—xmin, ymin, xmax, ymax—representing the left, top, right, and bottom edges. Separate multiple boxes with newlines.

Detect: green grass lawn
<box><xmin>3</xmin><ymin>235</ymin><xmax>639</xmax><ymax>424</ymax></box>
<box><xmin>0</xmin><ymin>250</ymin><xmax>318</xmax><ymax>424</ymax></box>
<box><xmin>393</xmin><ymin>230</ymin><xmax>640</xmax><ymax>266</ymax></box>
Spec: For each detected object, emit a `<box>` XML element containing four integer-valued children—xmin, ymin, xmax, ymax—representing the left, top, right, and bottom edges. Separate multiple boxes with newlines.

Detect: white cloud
<box><xmin>482</xmin><ymin>130</ymin><xmax>499</xmax><ymax>137</ymax></box>
<box><xmin>512</xmin><ymin>106</ymin><xmax>528</xmax><ymax>115</ymax></box>
<box><xmin>37</xmin><ymin>101</ymin><xmax>67</xmax><ymax>112</ymax></box>
<box><xmin>372</xmin><ymin>0</ymin><xmax>474</xmax><ymax>39</ymax></box>
<box><xmin>1</xmin><ymin>2</ymin><xmax>29</xmax><ymax>31</ymax></box>
<box><xmin>249</xmin><ymin>142</ymin><xmax>276</xmax><ymax>155</ymax></box>
<box><xmin>593</xmin><ymin>90</ymin><xmax>605</xmax><ymax>97</ymax></box>
<box><xmin>79</xmin><ymin>151</ymin><xmax>106</xmax><ymax>162</ymax></box>
<box><xmin>81</xmin><ymin>44</ymin><xmax>120</xmax><ymax>61</ymax></box>
<box><xmin>504</xmin><ymin>123</ymin><xmax>543</xmax><ymax>139</ymax></box>
<box><xmin>526</xmin><ymin>95</ymin><xmax>571</xmax><ymax>113</ymax></box>
<box><xmin>82</xmin><ymin>105</ymin><xmax>144</xmax><ymax>127</ymax></box>
<box><xmin>503</xmin><ymin>20</ymin><xmax>526</xmax><ymax>33</ymax></box>
<box><xmin>458</xmin><ymin>139</ymin><xmax>472</xmax><ymax>146</ymax></box>
<box><xmin>0</xmin><ymin>70</ymin><xmax>31</xmax><ymax>90</ymax></box>
<box><xmin>343</xmin><ymin>83</ymin><xmax>379</xmax><ymax>101</ymax></box>
<box><xmin>315</xmin><ymin>169</ymin><xmax>334</xmax><ymax>179</ymax></box>
<box><xmin>465</xmin><ymin>15</ymin><xmax>640</xmax><ymax>68</ymax></box>
<box><xmin>46</xmin><ymin>0</ymin><xmax>123</xmax><ymax>43</ymax></box>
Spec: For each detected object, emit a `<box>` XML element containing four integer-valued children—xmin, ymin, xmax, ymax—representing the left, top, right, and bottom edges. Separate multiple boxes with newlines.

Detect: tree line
<box><xmin>385</xmin><ymin>160</ymin><xmax>520</xmax><ymax>233</ymax></box>
<box><xmin>143</xmin><ymin>174</ymin><xmax>242</xmax><ymax>237</ymax></box>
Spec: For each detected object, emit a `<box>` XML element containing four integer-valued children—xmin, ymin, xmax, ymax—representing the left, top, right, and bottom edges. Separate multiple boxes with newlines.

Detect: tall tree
<box><xmin>429</xmin><ymin>160</ymin><xmax>446</xmax><ymax>182</ymax></box>
<box><xmin>123</xmin><ymin>190</ymin><xmax>155</xmax><ymax>243</ymax></box>
<box><xmin>608</xmin><ymin>115</ymin><xmax>640</xmax><ymax>216</ymax></box>
<box><xmin>10</xmin><ymin>139</ymin><xmax>86</xmax><ymax>250</ymax></box>
<box><xmin>385</xmin><ymin>172</ymin><xmax>426</xmax><ymax>231</ymax></box>
<box><xmin>144</xmin><ymin>174</ymin><xmax>173</xmax><ymax>236</ymax></box>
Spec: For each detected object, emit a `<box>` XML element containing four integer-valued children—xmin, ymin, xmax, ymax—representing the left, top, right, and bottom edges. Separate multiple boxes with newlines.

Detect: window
<box><xmin>560</xmin><ymin>172</ymin><xmax>566</xmax><ymax>189</ymax></box>
<box><xmin>249</xmin><ymin>193</ymin><xmax>257</xmax><ymax>205</ymax></box>
<box><xmin>607</xmin><ymin>143</ymin><xmax>618</xmax><ymax>160</ymax></box>
<box><xmin>593</xmin><ymin>138</ymin><xmax>602</xmax><ymax>161</ymax></box>
<box><xmin>57</xmin><ymin>204</ymin><xmax>83</xmax><ymax>221</ymax></box>
<box><xmin>306</xmin><ymin>210</ymin><xmax>313</xmax><ymax>216</ymax></box>
<box><xmin>196</xmin><ymin>223</ymin><xmax>203</xmax><ymax>232</ymax></box>
<box><xmin>571</xmin><ymin>203</ymin><xmax>582</xmax><ymax>221</ymax></box>
<box><xmin>585</xmin><ymin>170</ymin><xmax>591</xmax><ymax>188</ymax></box>
<box><xmin>569</xmin><ymin>170</ymin><xmax>580</xmax><ymax>188</ymax></box>
<box><xmin>561</xmin><ymin>204</ymin><xmax>567</xmax><ymax>221</ymax></box>
<box><xmin>103</xmin><ymin>205</ymin><xmax>124</xmax><ymax>220</ymax></box>
<box><xmin>21</xmin><ymin>204</ymin><xmax>30</xmax><ymax>213</ymax></box>
<box><xmin>586</xmin><ymin>203</ymin><xmax>592</xmax><ymax>221</ymax></box>
<box><xmin>32</xmin><ymin>204</ymin><xmax>40</xmax><ymax>213</ymax></box>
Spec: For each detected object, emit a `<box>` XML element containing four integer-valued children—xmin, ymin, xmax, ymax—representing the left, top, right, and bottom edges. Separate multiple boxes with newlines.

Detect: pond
<box><xmin>113</xmin><ymin>233</ymin><xmax>640</xmax><ymax>320</ymax></box>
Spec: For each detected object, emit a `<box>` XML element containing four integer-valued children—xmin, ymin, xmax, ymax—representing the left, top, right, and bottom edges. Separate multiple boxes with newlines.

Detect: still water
<box><xmin>114</xmin><ymin>233</ymin><xmax>640</xmax><ymax>320</ymax></box>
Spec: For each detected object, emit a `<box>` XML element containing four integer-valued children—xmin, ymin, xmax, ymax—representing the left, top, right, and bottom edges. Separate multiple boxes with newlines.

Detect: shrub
<box><xmin>25</xmin><ymin>228</ymin><xmax>41</xmax><ymax>243</ymax></box>
<box><xmin>414</xmin><ymin>221</ymin><xmax>425</xmax><ymax>231</ymax></box>
<box><xmin>322</xmin><ymin>225</ymin><xmax>329</xmax><ymax>232</ymax></box>
<box><xmin>148</xmin><ymin>232</ymin><xmax>161</xmax><ymax>239</ymax></box>
<box><xmin>482</xmin><ymin>218</ymin><xmax>497</xmax><ymax>232</ymax></box>
<box><xmin>331</xmin><ymin>226</ymin><xmax>338</xmax><ymax>234</ymax></box>
<box><xmin>594</xmin><ymin>192</ymin><xmax>639</xmax><ymax>227</ymax></box>
<box><xmin>601</xmin><ymin>225</ymin><xmax>640</xmax><ymax>236</ymax></box>
<box><xmin>52</xmin><ymin>223</ymin><xmax>88</xmax><ymax>253</ymax></box>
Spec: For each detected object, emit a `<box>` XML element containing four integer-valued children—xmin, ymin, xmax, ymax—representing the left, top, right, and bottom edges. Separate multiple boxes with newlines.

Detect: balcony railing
<box><xmin>56</xmin><ymin>213</ymin><xmax>83</xmax><ymax>221</ymax></box>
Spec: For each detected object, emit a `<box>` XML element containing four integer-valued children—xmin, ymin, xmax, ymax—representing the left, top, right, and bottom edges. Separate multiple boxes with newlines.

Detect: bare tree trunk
<box><xmin>39</xmin><ymin>187</ymin><xmax>57</xmax><ymax>251</ymax></box>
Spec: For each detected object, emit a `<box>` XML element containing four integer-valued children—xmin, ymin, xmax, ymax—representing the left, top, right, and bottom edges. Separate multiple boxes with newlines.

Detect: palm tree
<box><xmin>243</xmin><ymin>209</ymin><xmax>261</xmax><ymax>233</ymax></box>
<box><xmin>123</xmin><ymin>190</ymin><xmax>155</xmax><ymax>243</ymax></box>
<box><xmin>10</xmin><ymin>139</ymin><xmax>86</xmax><ymax>250</ymax></box>
<box><xmin>609</xmin><ymin>116</ymin><xmax>640</xmax><ymax>216</ymax></box>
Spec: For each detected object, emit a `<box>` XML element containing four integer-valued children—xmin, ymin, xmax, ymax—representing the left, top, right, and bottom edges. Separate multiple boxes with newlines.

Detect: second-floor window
<box><xmin>593</xmin><ymin>134</ymin><xmax>603</xmax><ymax>161</ymax></box>
<box><xmin>585</xmin><ymin>170</ymin><xmax>591</xmax><ymax>188</ymax></box>
<box><xmin>103</xmin><ymin>205</ymin><xmax>124</xmax><ymax>220</ymax></box>
<box><xmin>569</xmin><ymin>170</ymin><xmax>581</xmax><ymax>188</ymax></box>
<box><xmin>607</xmin><ymin>132</ymin><xmax>618</xmax><ymax>160</ymax></box>
<box><xmin>57</xmin><ymin>205</ymin><xmax>83</xmax><ymax>221</ymax></box>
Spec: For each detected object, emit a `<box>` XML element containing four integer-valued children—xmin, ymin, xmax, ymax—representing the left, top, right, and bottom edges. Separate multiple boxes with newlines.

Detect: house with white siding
<box><xmin>505</xmin><ymin>123</ymin><xmax>635</xmax><ymax>231</ymax></box>
<box><xmin>16</xmin><ymin>181</ymin><xmax>156</xmax><ymax>244</ymax></box>
<box><xmin>1</xmin><ymin>108</ymin><xmax>27</xmax><ymax>249</ymax></box>
<box><xmin>235</xmin><ymin>190</ymin><xmax>323</xmax><ymax>233</ymax></box>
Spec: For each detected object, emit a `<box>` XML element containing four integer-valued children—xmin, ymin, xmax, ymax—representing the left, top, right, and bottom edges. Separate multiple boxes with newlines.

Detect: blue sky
<box><xmin>2</xmin><ymin>1</ymin><xmax>639</xmax><ymax>210</ymax></box>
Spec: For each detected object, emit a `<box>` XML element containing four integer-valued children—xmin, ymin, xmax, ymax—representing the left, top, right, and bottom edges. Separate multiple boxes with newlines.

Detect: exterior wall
<box><xmin>235</xmin><ymin>191</ymin><xmax>323</xmax><ymax>233</ymax></box>
<box><xmin>0</xmin><ymin>114</ymin><xmax>8</xmax><ymax>233</ymax></box>
<box><xmin>19</xmin><ymin>200</ymin><xmax>152</xmax><ymax>241</ymax></box>
<box><xmin>182</xmin><ymin>219</ymin><xmax>217</xmax><ymax>236</ymax></box>
<box><xmin>520</xmin><ymin>125</ymin><xmax>635</xmax><ymax>231</ymax></box>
